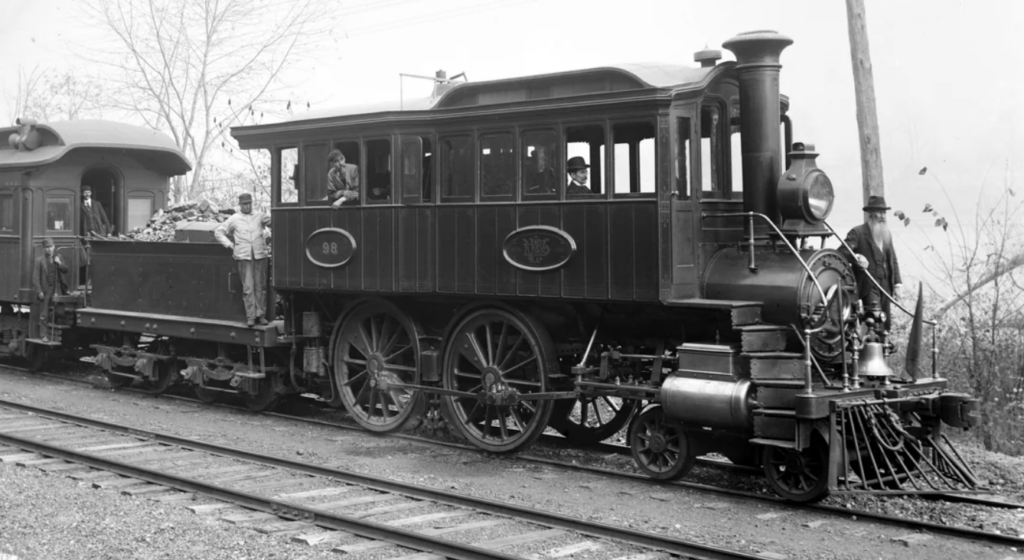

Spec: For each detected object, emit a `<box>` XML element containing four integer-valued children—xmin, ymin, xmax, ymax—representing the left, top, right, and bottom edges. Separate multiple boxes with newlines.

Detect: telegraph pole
<box><xmin>846</xmin><ymin>0</ymin><xmax>885</xmax><ymax>203</ymax></box>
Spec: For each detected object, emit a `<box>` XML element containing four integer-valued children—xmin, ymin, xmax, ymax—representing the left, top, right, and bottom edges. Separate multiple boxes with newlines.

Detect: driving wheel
<box><xmin>441</xmin><ymin>307</ymin><xmax>555</xmax><ymax>453</ymax></box>
<box><xmin>629</xmin><ymin>405</ymin><xmax>695</xmax><ymax>480</ymax></box>
<box><xmin>550</xmin><ymin>395</ymin><xmax>637</xmax><ymax>443</ymax></box>
<box><xmin>332</xmin><ymin>301</ymin><xmax>422</xmax><ymax>432</ymax></box>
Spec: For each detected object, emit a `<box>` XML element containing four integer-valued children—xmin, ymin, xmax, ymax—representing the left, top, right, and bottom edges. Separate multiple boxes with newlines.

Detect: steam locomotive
<box><xmin>0</xmin><ymin>30</ymin><xmax>979</xmax><ymax>502</ymax></box>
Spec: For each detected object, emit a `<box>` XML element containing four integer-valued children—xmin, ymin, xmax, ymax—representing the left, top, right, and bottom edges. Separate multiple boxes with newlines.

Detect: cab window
<box><xmin>521</xmin><ymin>130</ymin><xmax>558</xmax><ymax>200</ymax></box>
<box><xmin>440</xmin><ymin>135</ymin><xmax>474</xmax><ymax>202</ymax></box>
<box><xmin>612</xmin><ymin>121</ymin><xmax>655</xmax><ymax>197</ymax></box>
<box><xmin>303</xmin><ymin>143</ymin><xmax>329</xmax><ymax>203</ymax></box>
<box><xmin>366</xmin><ymin>138</ymin><xmax>392</xmax><ymax>203</ymax></box>
<box><xmin>480</xmin><ymin>132</ymin><xmax>514</xmax><ymax>200</ymax></box>
<box><xmin>127</xmin><ymin>196</ymin><xmax>153</xmax><ymax>231</ymax></box>
<box><xmin>565</xmin><ymin>124</ymin><xmax>604</xmax><ymax>198</ymax></box>
<box><xmin>700</xmin><ymin>103</ymin><xmax>725</xmax><ymax>198</ymax></box>
<box><xmin>277</xmin><ymin>147</ymin><xmax>299</xmax><ymax>204</ymax></box>
<box><xmin>729</xmin><ymin>102</ymin><xmax>743</xmax><ymax>199</ymax></box>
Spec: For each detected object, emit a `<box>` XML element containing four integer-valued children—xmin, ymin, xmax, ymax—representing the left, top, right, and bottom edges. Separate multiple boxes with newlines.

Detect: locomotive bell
<box><xmin>857</xmin><ymin>342</ymin><xmax>894</xmax><ymax>379</ymax></box>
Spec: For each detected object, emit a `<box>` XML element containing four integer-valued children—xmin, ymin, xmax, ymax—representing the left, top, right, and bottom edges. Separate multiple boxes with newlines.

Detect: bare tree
<box><xmin>5</xmin><ymin>66</ymin><xmax>102</xmax><ymax>124</ymax></box>
<box><xmin>84</xmin><ymin>0</ymin><xmax>332</xmax><ymax>202</ymax></box>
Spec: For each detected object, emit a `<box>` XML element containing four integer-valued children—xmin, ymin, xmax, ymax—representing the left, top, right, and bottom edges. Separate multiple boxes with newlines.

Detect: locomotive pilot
<box><xmin>215</xmin><ymin>193</ymin><xmax>272</xmax><ymax>327</ymax></box>
<box><xmin>327</xmin><ymin>149</ymin><xmax>360</xmax><ymax>208</ymax></box>
<box><xmin>566</xmin><ymin>156</ymin><xmax>592</xmax><ymax>195</ymax></box>
<box><xmin>841</xmin><ymin>195</ymin><xmax>903</xmax><ymax>331</ymax></box>
<box><xmin>33</xmin><ymin>238</ymin><xmax>69</xmax><ymax>342</ymax></box>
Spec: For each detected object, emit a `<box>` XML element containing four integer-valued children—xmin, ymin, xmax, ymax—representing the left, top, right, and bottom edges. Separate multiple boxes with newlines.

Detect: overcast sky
<box><xmin>2</xmin><ymin>0</ymin><xmax>1022</xmax><ymax>285</ymax></box>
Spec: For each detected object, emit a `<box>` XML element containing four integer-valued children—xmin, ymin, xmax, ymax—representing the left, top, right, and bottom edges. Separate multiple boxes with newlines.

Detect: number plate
<box><xmin>305</xmin><ymin>228</ymin><xmax>357</xmax><ymax>268</ymax></box>
<box><xmin>502</xmin><ymin>226</ymin><xmax>576</xmax><ymax>272</ymax></box>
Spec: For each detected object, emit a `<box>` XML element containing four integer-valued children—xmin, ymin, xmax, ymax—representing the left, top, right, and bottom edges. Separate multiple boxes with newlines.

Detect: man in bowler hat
<box><xmin>33</xmin><ymin>238</ymin><xmax>68</xmax><ymax>341</ymax></box>
<box><xmin>215</xmin><ymin>193</ymin><xmax>272</xmax><ymax>326</ymax></box>
<box><xmin>80</xmin><ymin>185</ymin><xmax>111</xmax><ymax>237</ymax></box>
<box><xmin>841</xmin><ymin>195</ymin><xmax>903</xmax><ymax>330</ymax></box>
<box><xmin>566</xmin><ymin>156</ymin><xmax>592</xmax><ymax>195</ymax></box>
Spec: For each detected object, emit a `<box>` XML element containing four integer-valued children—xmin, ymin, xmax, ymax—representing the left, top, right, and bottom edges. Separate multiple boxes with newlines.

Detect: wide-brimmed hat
<box><xmin>567</xmin><ymin>156</ymin><xmax>590</xmax><ymax>172</ymax></box>
<box><xmin>863</xmin><ymin>195</ymin><xmax>890</xmax><ymax>212</ymax></box>
<box><xmin>238</xmin><ymin>193</ymin><xmax>253</xmax><ymax>204</ymax></box>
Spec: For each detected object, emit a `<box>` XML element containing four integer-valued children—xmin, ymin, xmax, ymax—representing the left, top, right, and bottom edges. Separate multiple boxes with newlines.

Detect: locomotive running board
<box><xmin>833</xmin><ymin>400</ymin><xmax>983</xmax><ymax>495</ymax></box>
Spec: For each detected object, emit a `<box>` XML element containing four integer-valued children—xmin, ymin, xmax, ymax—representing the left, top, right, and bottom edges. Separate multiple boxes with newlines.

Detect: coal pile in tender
<box><xmin>126</xmin><ymin>200</ymin><xmax>235</xmax><ymax>242</ymax></box>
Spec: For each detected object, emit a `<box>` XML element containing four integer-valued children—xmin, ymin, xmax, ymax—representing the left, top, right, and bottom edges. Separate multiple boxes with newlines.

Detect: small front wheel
<box><xmin>762</xmin><ymin>439</ymin><xmax>830</xmax><ymax>503</ymax></box>
<box><xmin>629</xmin><ymin>405</ymin><xmax>695</xmax><ymax>481</ymax></box>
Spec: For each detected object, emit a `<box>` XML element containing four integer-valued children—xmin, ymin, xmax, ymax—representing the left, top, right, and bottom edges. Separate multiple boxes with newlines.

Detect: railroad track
<box><xmin>0</xmin><ymin>398</ymin><xmax>766</xmax><ymax>560</ymax></box>
<box><xmin>3</xmin><ymin>362</ymin><xmax>1024</xmax><ymax>549</ymax></box>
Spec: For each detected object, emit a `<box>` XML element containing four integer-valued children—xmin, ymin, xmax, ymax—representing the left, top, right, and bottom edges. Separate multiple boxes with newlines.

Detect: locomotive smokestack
<box><xmin>723</xmin><ymin>30</ymin><xmax>793</xmax><ymax>224</ymax></box>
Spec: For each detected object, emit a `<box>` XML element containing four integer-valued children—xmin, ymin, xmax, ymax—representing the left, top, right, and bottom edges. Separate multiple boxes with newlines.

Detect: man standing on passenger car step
<box><xmin>215</xmin><ymin>193</ymin><xmax>272</xmax><ymax>327</ymax></box>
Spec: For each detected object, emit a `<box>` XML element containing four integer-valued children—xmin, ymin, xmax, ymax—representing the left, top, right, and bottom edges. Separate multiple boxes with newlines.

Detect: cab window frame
<box><xmin>564</xmin><ymin>121</ymin><xmax>606</xmax><ymax>200</ymax></box>
<box><xmin>610</xmin><ymin>117</ymin><xmax>657</xmax><ymax>199</ymax></box>
<box><xmin>330</xmin><ymin>138</ymin><xmax>363</xmax><ymax>208</ymax></box>
<box><xmin>274</xmin><ymin>146</ymin><xmax>300</xmax><ymax>207</ymax></box>
<box><xmin>45</xmin><ymin>194</ymin><xmax>74</xmax><ymax>233</ymax></box>
<box><xmin>364</xmin><ymin>136</ymin><xmax>394</xmax><ymax>205</ymax></box>
<box><xmin>699</xmin><ymin>98</ymin><xmax>728</xmax><ymax>200</ymax></box>
<box><xmin>520</xmin><ymin>128</ymin><xmax>560</xmax><ymax>202</ymax></box>
<box><xmin>478</xmin><ymin>129</ymin><xmax>516</xmax><ymax>202</ymax></box>
<box><xmin>302</xmin><ymin>141</ymin><xmax>330</xmax><ymax>205</ymax></box>
<box><xmin>439</xmin><ymin>133</ymin><xmax>476</xmax><ymax>203</ymax></box>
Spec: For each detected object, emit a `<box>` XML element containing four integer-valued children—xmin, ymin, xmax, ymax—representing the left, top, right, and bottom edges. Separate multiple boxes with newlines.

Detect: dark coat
<box><xmin>842</xmin><ymin>223</ymin><xmax>902</xmax><ymax>302</ymax></box>
<box><xmin>32</xmin><ymin>255</ymin><xmax>68</xmax><ymax>296</ymax></box>
<box><xmin>81</xmin><ymin>200</ymin><xmax>111</xmax><ymax>237</ymax></box>
<box><xmin>566</xmin><ymin>180</ymin><xmax>592</xmax><ymax>195</ymax></box>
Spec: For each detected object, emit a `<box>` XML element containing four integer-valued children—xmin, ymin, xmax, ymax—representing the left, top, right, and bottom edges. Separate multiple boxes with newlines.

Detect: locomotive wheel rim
<box><xmin>194</xmin><ymin>384</ymin><xmax>220</xmax><ymax>403</ymax></box>
<box><xmin>550</xmin><ymin>395</ymin><xmax>637</xmax><ymax>444</ymax></box>
<box><xmin>762</xmin><ymin>440</ymin><xmax>830</xmax><ymax>503</ymax></box>
<box><xmin>628</xmin><ymin>406</ymin><xmax>694</xmax><ymax>481</ymax></box>
<box><xmin>333</xmin><ymin>301</ymin><xmax>421</xmax><ymax>433</ymax></box>
<box><xmin>243</xmin><ymin>373</ymin><xmax>282</xmax><ymax>412</ymax></box>
<box><xmin>441</xmin><ymin>308</ymin><xmax>554</xmax><ymax>453</ymax></box>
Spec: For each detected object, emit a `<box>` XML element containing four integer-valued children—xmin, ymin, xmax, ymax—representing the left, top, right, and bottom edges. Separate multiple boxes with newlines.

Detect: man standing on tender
<box><xmin>215</xmin><ymin>193</ymin><xmax>272</xmax><ymax>327</ymax></box>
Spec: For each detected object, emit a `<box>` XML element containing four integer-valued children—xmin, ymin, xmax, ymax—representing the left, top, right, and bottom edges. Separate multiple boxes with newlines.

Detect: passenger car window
<box><xmin>440</xmin><ymin>136</ymin><xmax>474</xmax><ymax>202</ymax></box>
<box><xmin>521</xmin><ymin>130</ymin><xmax>558</xmax><ymax>200</ymax></box>
<box><xmin>46</xmin><ymin>196</ymin><xmax>73</xmax><ymax>232</ymax></box>
<box><xmin>480</xmin><ymin>133</ymin><xmax>514</xmax><ymax>200</ymax></box>
<box><xmin>127</xmin><ymin>197</ymin><xmax>153</xmax><ymax>231</ymax></box>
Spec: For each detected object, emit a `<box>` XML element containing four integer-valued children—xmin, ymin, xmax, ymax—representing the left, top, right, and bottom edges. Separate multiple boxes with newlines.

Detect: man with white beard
<box><xmin>842</xmin><ymin>195</ymin><xmax>903</xmax><ymax>331</ymax></box>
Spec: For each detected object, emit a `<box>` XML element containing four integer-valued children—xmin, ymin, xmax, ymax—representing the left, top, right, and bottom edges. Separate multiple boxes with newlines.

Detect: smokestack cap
<box><xmin>694</xmin><ymin>48</ymin><xmax>722</xmax><ymax>67</ymax></box>
<box><xmin>723</xmin><ymin>30</ymin><xmax>793</xmax><ymax>66</ymax></box>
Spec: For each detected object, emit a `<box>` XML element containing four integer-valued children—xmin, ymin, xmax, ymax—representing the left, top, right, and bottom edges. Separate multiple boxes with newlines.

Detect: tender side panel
<box><xmin>89</xmin><ymin>240</ymin><xmax>246</xmax><ymax>322</ymax></box>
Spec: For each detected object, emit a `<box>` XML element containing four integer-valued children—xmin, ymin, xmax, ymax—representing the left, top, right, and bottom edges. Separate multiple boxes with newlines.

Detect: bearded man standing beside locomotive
<box><xmin>841</xmin><ymin>195</ymin><xmax>903</xmax><ymax>331</ymax></box>
<box><xmin>215</xmin><ymin>193</ymin><xmax>272</xmax><ymax>327</ymax></box>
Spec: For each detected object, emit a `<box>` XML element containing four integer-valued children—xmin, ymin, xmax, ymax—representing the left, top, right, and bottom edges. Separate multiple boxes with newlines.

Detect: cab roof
<box><xmin>0</xmin><ymin>120</ymin><xmax>192</xmax><ymax>176</ymax></box>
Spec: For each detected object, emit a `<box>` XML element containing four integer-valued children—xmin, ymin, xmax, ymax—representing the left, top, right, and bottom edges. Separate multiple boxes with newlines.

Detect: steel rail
<box><xmin>0</xmin><ymin>398</ymin><xmax>763</xmax><ymax>560</ymax></box>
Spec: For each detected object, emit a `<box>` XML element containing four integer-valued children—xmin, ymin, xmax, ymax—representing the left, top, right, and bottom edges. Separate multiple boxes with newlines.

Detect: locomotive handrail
<box><xmin>701</xmin><ymin>211</ymin><xmax>830</xmax><ymax>311</ymax></box>
<box><xmin>822</xmin><ymin>220</ymin><xmax>937</xmax><ymax>327</ymax></box>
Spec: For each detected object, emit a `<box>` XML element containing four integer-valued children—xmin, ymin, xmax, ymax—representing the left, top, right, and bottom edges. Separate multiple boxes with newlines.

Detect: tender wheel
<box><xmin>332</xmin><ymin>301</ymin><xmax>422</xmax><ymax>433</ymax></box>
<box><xmin>762</xmin><ymin>439</ymin><xmax>831</xmax><ymax>502</ymax></box>
<box><xmin>142</xmin><ymin>360</ymin><xmax>175</xmax><ymax>395</ymax></box>
<box><xmin>629</xmin><ymin>405</ymin><xmax>695</xmax><ymax>480</ymax></box>
<box><xmin>441</xmin><ymin>307</ymin><xmax>556</xmax><ymax>453</ymax></box>
<box><xmin>243</xmin><ymin>374</ymin><xmax>281</xmax><ymax>412</ymax></box>
<box><xmin>550</xmin><ymin>395</ymin><xmax>637</xmax><ymax>443</ymax></box>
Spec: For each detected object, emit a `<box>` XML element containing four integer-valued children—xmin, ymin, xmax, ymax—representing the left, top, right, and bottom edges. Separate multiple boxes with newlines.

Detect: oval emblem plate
<box><xmin>305</xmin><ymin>228</ymin><xmax>357</xmax><ymax>268</ymax></box>
<box><xmin>502</xmin><ymin>226</ymin><xmax>576</xmax><ymax>272</ymax></box>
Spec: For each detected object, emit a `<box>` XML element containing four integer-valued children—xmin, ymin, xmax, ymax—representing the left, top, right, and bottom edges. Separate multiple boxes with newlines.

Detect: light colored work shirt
<box><xmin>214</xmin><ymin>211</ymin><xmax>272</xmax><ymax>260</ymax></box>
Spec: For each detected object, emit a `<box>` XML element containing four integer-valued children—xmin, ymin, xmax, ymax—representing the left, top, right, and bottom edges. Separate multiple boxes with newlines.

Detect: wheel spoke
<box><xmin>466</xmin><ymin>331</ymin><xmax>489</xmax><ymax>368</ymax></box>
<box><xmin>580</xmin><ymin>400</ymin><xmax>591</xmax><ymax>427</ymax></box>
<box><xmin>344</xmin><ymin>357</ymin><xmax>367</xmax><ymax>365</ymax></box>
<box><xmin>366</xmin><ymin>384</ymin><xmax>378</xmax><ymax>417</ymax></box>
<box><xmin>344</xmin><ymin>368</ymin><xmax>368</xmax><ymax>386</ymax></box>
<box><xmin>383</xmin><ymin>344</ymin><xmax>413</xmax><ymax>362</ymax></box>
<box><xmin>369</xmin><ymin>315</ymin><xmax>380</xmax><ymax>351</ymax></box>
<box><xmin>497</xmin><ymin>335</ymin><xmax>525</xmax><ymax>370</ymax></box>
<box><xmin>356</xmin><ymin>325</ymin><xmax>374</xmax><ymax>357</ymax></box>
<box><xmin>379</xmin><ymin>391</ymin><xmax>392</xmax><ymax>420</ymax></box>
<box><xmin>493</xmin><ymin>321</ymin><xmax>509</xmax><ymax>368</ymax></box>
<box><xmin>498</xmin><ymin>409</ymin><xmax>509</xmax><ymax>440</ymax></box>
<box><xmin>383</xmin><ymin>363</ymin><xmax>417</xmax><ymax>373</ymax></box>
<box><xmin>485</xmin><ymin>321</ymin><xmax>494</xmax><ymax>366</ymax></box>
<box><xmin>380</xmin><ymin>321</ymin><xmax>403</xmax><ymax>357</ymax></box>
<box><xmin>502</xmin><ymin>354</ymin><xmax>537</xmax><ymax>377</ymax></box>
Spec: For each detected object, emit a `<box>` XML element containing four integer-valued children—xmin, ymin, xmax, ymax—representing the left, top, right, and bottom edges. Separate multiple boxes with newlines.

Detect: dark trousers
<box><xmin>238</xmin><ymin>258</ymin><xmax>267</xmax><ymax>321</ymax></box>
<box><xmin>864</xmin><ymin>283</ymin><xmax>893</xmax><ymax>332</ymax></box>
<box><xmin>37</xmin><ymin>288</ymin><xmax>56</xmax><ymax>335</ymax></box>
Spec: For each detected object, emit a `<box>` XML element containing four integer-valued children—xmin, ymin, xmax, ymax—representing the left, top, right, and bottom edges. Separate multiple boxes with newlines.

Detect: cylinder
<box><xmin>722</xmin><ymin>30</ymin><xmax>793</xmax><ymax>224</ymax></box>
<box><xmin>660</xmin><ymin>375</ymin><xmax>753</xmax><ymax>431</ymax></box>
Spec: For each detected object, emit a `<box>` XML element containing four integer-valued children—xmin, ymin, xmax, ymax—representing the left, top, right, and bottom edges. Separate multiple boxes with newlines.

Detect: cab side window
<box><xmin>46</xmin><ymin>196</ymin><xmax>73</xmax><ymax>232</ymax></box>
<box><xmin>0</xmin><ymin>193</ymin><xmax>12</xmax><ymax>231</ymax></box>
<box><xmin>565</xmin><ymin>124</ymin><xmax>604</xmax><ymax>198</ymax></box>
<box><xmin>440</xmin><ymin>135</ymin><xmax>474</xmax><ymax>202</ymax></box>
<box><xmin>366</xmin><ymin>139</ymin><xmax>392</xmax><ymax>203</ymax></box>
<box><xmin>700</xmin><ymin>103</ymin><xmax>726</xmax><ymax>198</ymax></box>
<box><xmin>521</xmin><ymin>130</ymin><xmax>558</xmax><ymax>200</ymax></box>
<box><xmin>277</xmin><ymin>147</ymin><xmax>299</xmax><ymax>204</ymax></box>
<box><xmin>480</xmin><ymin>132</ymin><xmax>514</xmax><ymax>200</ymax></box>
<box><xmin>303</xmin><ymin>143</ymin><xmax>329</xmax><ymax>203</ymax></box>
<box><xmin>612</xmin><ymin>121</ymin><xmax>655</xmax><ymax>197</ymax></box>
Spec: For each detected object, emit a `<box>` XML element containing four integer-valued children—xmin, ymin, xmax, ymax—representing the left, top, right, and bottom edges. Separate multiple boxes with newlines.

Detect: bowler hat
<box><xmin>567</xmin><ymin>156</ymin><xmax>590</xmax><ymax>172</ymax></box>
<box><xmin>82</xmin><ymin>185</ymin><xmax>92</xmax><ymax>194</ymax></box>
<box><xmin>863</xmin><ymin>195</ymin><xmax>890</xmax><ymax>212</ymax></box>
<box><xmin>42</xmin><ymin>238</ymin><xmax>54</xmax><ymax>247</ymax></box>
<box><xmin>238</xmin><ymin>193</ymin><xmax>253</xmax><ymax>204</ymax></box>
